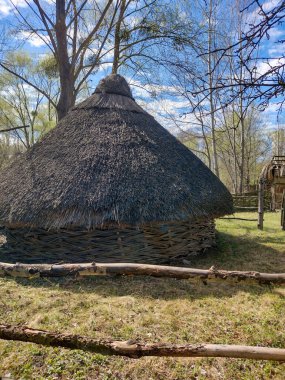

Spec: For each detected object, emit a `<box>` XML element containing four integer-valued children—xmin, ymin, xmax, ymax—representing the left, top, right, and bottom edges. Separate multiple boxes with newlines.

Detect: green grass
<box><xmin>0</xmin><ymin>212</ymin><xmax>284</xmax><ymax>380</ymax></box>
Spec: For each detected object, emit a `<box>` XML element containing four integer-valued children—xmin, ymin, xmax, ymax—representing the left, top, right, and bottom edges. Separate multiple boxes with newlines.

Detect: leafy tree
<box><xmin>1</xmin><ymin>0</ymin><xmax>198</xmax><ymax>120</ymax></box>
<box><xmin>0</xmin><ymin>51</ymin><xmax>56</xmax><ymax>149</ymax></box>
<box><xmin>1</xmin><ymin>0</ymin><xmax>115</xmax><ymax>120</ymax></box>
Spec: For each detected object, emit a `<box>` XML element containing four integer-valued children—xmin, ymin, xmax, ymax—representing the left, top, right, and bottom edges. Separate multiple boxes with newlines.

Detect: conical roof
<box><xmin>0</xmin><ymin>74</ymin><xmax>233</xmax><ymax>229</ymax></box>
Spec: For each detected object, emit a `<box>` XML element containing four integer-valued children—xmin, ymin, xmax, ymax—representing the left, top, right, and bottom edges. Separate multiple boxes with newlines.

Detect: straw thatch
<box><xmin>0</xmin><ymin>74</ymin><xmax>232</xmax><ymax>230</ymax></box>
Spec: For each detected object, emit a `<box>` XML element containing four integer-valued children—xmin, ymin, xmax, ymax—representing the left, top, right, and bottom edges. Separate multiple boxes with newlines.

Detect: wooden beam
<box><xmin>0</xmin><ymin>262</ymin><xmax>284</xmax><ymax>285</ymax></box>
<box><xmin>0</xmin><ymin>324</ymin><xmax>284</xmax><ymax>361</ymax></box>
<box><xmin>258</xmin><ymin>178</ymin><xmax>265</xmax><ymax>230</ymax></box>
<box><xmin>281</xmin><ymin>190</ymin><xmax>285</xmax><ymax>230</ymax></box>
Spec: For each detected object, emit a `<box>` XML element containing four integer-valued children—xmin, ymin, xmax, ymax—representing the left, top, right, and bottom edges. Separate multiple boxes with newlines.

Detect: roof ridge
<box><xmin>73</xmin><ymin>93</ymin><xmax>147</xmax><ymax>114</ymax></box>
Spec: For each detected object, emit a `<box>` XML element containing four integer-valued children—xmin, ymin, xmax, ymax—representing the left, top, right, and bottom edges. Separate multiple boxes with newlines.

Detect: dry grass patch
<box><xmin>0</xmin><ymin>212</ymin><xmax>284</xmax><ymax>379</ymax></box>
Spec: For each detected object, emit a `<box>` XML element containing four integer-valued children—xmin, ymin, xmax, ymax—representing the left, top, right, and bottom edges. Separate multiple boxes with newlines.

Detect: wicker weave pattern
<box><xmin>0</xmin><ymin>219</ymin><xmax>215</xmax><ymax>264</ymax></box>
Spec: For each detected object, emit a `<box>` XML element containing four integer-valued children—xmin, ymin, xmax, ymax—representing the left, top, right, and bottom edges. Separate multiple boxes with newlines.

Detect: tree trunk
<box><xmin>56</xmin><ymin>78</ymin><xmax>75</xmax><ymax>121</ymax></box>
<box><xmin>208</xmin><ymin>0</ymin><xmax>219</xmax><ymax>178</ymax></box>
<box><xmin>238</xmin><ymin>10</ymin><xmax>245</xmax><ymax>194</ymax></box>
<box><xmin>112</xmin><ymin>0</ymin><xmax>126</xmax><ymax>74</ymax></box>
<box><xmin>55</xmin><ymin>0</ymin><xmax>76</xmax><ymax>120</ymax></box>
<box><xmin>0</xmin><ymin>262</ymin><xmax>284</xmax><ymax>285</ymax></box>
<box><xmin>233</xmin><ymin>125</ymin><xmax>238</xmax><ymax>194</ymax></box>
<box><xmin>239</xmin><ymin>112</ymin><xmax>245</xmax><ymax>194</ymax></box>
<box><xmin>0</xmin><ymin>324</ymin><xmax>285</xmax><ymax>361</ymax></box>
<box><xmin>201</xmin><ymin>122</ymin><xmax>212</xmax><ymax>168</ymax></box>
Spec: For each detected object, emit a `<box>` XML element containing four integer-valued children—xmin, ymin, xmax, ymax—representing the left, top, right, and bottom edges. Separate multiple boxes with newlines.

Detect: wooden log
<box><xmin>0</xmin><ymin>324</ymin><xmax>284</xmax><ymax>361</ymax></box>
<box><xmin>0</xmin><ymin>262</ymin><xmax>284</xmax><ymax>285</ymax></box>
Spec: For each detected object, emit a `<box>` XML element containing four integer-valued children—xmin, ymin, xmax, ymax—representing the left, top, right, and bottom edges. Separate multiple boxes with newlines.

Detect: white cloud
<box><xmin>0</xmin><ymin>1</ymin><xmax>11</xmax><ymax>15</ymax></box>
<box><xmin>256</xmin><ymin>57</ymin><xmax>285</xmax><ymax>75</ymax></box>
<box><xmin>263</xmin><ymin>102</ymin><xmax>281</xmax><ymax>115</ymax></box>
<box><xmin>0</xmin><ymin>0</ymin><xmax>27</xmax><ymax>16</ymax></box>
<box><xmin>129</xmin><ymin>79</ymin><xmax>177</xmax><ymax>98</ymax></box>
<box><xmin>127</xmin><ymin>15</ymin><xmax>140</xmax><ymax>28</ymax></box>
<box><xmin>268</xmin><ymin>27</ymin><xmax>284</xmax><ymax>41</ymax></box>
<box><xmin>121</xmin><ymin>77</ymin><xmax>201</xmax><ymax>133</ymax></box>
<box><xmin>246</xmin><ymin>0</ymin><xmax>280</xmax><ymax>31</ymax></box>
<box><xmin>268</xmin><ymin>43</ymin><xmax>285</xmax><ymax>55</ymax></box>
<box><xmin>263</xmin><ymin>0</ymin><xmax>280</xmax><ymax>12</ymax></box>
<box><xmin>93</xmin><ymin>46</ymin><xmax>114</xmax><ymax>63</ymax></box>
<box><xmin>97</xmin><ymin>62</ymin><xmax>113</xmax><ymax>73</ymax></box>
<box><xmin>20</xmin><ymin>31</ymin><xmax>49</xmax><ymax>47</ymax></box>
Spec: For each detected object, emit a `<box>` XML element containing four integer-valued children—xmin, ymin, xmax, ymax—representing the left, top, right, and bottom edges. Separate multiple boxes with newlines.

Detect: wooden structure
<box><xmin>258</xmin><ymin>156</ymin><xmax>285</xmax><ymax>230</ymax></box>
<box><xmin>265</xmin><ymin>156</ymin><xmax>285</xmax><ymax>210</ymax></box>
<box><xmin>0</xmin><ymin>74</ymin><xmax>233</xmax><ymax>264</ymax></box>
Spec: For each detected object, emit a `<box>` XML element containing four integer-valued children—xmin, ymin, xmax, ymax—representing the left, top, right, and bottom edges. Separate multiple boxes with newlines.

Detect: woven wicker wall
<box><xmin>0</xmin><ymin>219</ymin><xmax>216</xmax><ymax>264</ymax></box>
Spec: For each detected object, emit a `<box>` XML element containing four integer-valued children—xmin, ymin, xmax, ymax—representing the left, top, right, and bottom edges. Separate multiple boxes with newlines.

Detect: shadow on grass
<box><xmin>191</xmin><ymin>231</ymin><xmax>285</xmax><ymax>273</ymax></box>
<box><xmin>0</xmin><ymin>230</ymin><xmax>284</xmax><ymax>301</ymax></box>
<box><xmin>1</xmin><ymin>270</ymin><xmax>282</xmax><ymax>302</ymax></box>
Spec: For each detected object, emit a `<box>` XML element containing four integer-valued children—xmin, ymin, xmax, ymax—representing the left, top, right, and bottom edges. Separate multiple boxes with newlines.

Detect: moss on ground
<box><xmin>0</xmin><ymin>212</ymin><xmax>284</xmax><ymax>379</ymax></box>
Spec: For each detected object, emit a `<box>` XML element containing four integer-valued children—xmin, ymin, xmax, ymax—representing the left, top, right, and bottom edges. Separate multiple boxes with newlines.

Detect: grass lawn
<box><xmin>0</xmin><ymin>212</ymin><xmax>284</xmax><ymax>380</ymax></box>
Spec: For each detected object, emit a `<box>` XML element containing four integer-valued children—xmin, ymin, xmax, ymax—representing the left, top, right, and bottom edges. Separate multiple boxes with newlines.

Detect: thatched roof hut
<box><xmin>0</xmin><ymin>74</ymin><xmax>233</xmax><ymax>264</ymax></box>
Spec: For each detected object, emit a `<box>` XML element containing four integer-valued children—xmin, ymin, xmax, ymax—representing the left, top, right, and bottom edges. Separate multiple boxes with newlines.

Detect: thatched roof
<box><xmin>0</xmin><ymin>74</ymin><xmax>233</xmax><ymax>229</ymax></box>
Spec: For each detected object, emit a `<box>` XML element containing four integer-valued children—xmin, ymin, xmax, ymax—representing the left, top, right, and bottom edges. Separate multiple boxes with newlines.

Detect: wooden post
<box><xmin>258</xmin><ymin>178</ymin><xmax>265</xmax><ymax>230</ymax></box>
<box><xmin>281</xmin><ymin>190</ymin><xmax>285</xmax><ymax>230</ymax></box>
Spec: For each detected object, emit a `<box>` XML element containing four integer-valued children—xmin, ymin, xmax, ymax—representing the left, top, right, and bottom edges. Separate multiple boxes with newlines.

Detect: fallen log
<box><xmin>0</xmin><ymin>324</ymin><xmax>284</xmax><ymax>361</ymax></box>
<box><xmin>0</xmin><ymin>262</ymin><xmax>284</xmax><ymax>285</ymax></box>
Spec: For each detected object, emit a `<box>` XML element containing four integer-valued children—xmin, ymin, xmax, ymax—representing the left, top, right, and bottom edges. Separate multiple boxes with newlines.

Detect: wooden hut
<box><xmin>0</xmin><ymin>74</ymin><xmax>233</xmax><ymax>264</ymax></box>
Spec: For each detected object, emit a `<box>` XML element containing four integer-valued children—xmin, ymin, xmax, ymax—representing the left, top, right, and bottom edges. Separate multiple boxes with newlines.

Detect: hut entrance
<box><xmin>258</xmin><ymin>156</ymin><xmax>285</xmax><ymax>230</ymax></box>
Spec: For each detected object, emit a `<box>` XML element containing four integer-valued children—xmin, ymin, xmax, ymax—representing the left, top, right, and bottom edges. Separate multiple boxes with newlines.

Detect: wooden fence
<box><xmin>232</xmin><ymin>194</ymin><xmax>271</xmax><ymax>211</ymax></box>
